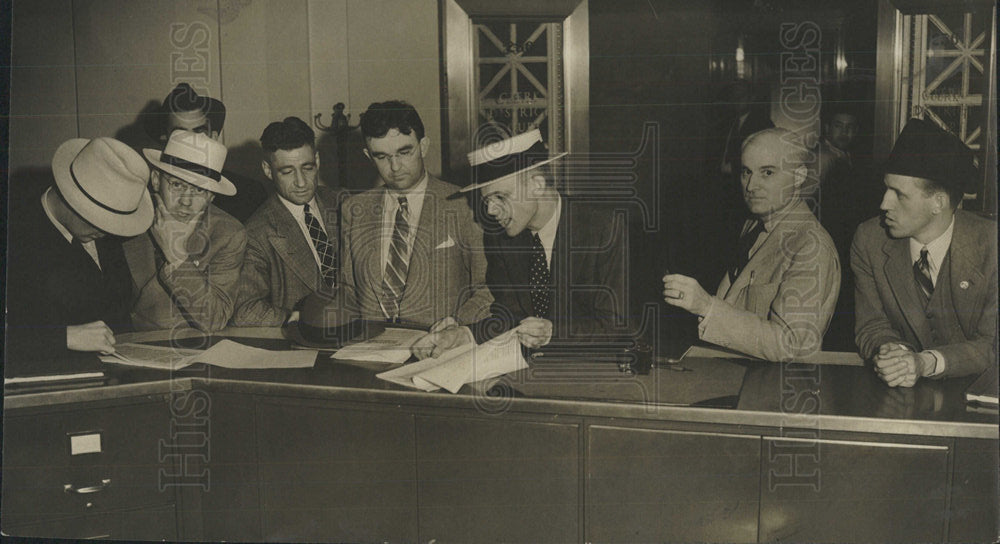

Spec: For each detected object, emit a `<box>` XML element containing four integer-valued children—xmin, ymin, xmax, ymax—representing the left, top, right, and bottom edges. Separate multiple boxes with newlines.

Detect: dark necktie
<box><xmin>529</xmin><ymin>232</ymin><xmax>551</xmax><ymax>318</ymax></box>
<box><xmin>303</xmin><ymin>203</ymin><xmax>336</xmax><ymax>287</ymax></box>
<box><xmin>730</xmin><ymin>220</ymin><xmax>765</xmax><ymax>283</ymax></box>
<box><xmin>381</xmin><ymin>197</ymin><xmax>411</xmax><ymax>321</ymax></box>
<box><xmin>914</xmin><ymin>247</ymin><xmax>934</xmax><ymax>301</ymax></box>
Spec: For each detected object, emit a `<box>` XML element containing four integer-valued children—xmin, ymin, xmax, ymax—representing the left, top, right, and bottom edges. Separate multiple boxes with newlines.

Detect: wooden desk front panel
<box><xmin>758</xmin><ymin>437</ymin><xmax>951</xmax><ymax>543</ymax></box>
<box><xmin>416</xmin><ymin>415</ymin><xmax>580</xmax><ymax>543</ymax></box>
<box><xmin>256</xmin><ymin>400</ymin><xmax>418</xmax><ymax>543</ymax></box>
<box><xmin>586</xmin><ymin>426</ymin><xmax>761</xmax><ymax>543</ymax></box>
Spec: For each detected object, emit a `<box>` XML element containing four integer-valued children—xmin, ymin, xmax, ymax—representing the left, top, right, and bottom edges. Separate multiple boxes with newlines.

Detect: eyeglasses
<box><xmin>165</xmin><ymin>177</ymin><xmax>210</xmax><ymax>197</ymax></box>
<box><xmin>369</xmin><ymin>146</ymin><xmax>417</xmax><ymax>163</ymax></box>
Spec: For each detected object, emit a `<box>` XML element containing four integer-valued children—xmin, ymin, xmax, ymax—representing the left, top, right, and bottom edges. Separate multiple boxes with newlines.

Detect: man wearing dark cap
<box><xmin>412</xmin><ymin>128</ymin><xmax>630</xmax><ymax>358</ymax></box>
<box><xmin>6</xmin><ymin>137</ymin><xmax>154</xmax><ymax>375</ymax></box>
<box><xmin>154</xmin><ymin>83</ymin><xmax>267</xmax><ymax>221</ymax></box>
<box><xmin>233</xmin><ymin>116</ymin><xmax>345</xmax><ymax>327</ymax></box>
<box><xmin>852</xmin><ymin>117</ymin><xmax>997</xmax><ymax>387</ymax></box>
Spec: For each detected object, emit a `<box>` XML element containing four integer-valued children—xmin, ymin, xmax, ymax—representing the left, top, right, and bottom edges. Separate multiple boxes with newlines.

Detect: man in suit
<box><xmin>411</xmin><ymin>129</ymin><xmax>630</xmax><ymax>358</ymax></box>
<box><xmin>5</xmin><ymin>137</ymin><xmax>154</xmax><ymax>376</ymax></box>
<box><xmin>336</xmin><ymin>100</ymin><xmax>491</xmax><ymax>327</ymax></box>
<box><xmin>233</xmin><ymin>117</ymin><xmax>344</xmax><ymax>327</ymax></box>
<box><xmin>662</xmin><ymin>128</ymin><xmax>840</xmax><ymax>362</ymax></box>
<box><xmin>151</xmin><ymin>83</ymin><xmax>268</xmax><ymax>222</ymax></box>
<box><xmin>853</xmin><ymin>118</ymin><xmax>997</xmax><ymax>387</ymax></box>
<box><xmin>124</xmin><ymin>130</ymin><xmax>246</xmax><ymax>332</ymax></box>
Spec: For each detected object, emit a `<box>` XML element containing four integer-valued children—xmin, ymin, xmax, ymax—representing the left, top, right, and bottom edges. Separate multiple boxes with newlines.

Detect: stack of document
<box><xmin>101</xmin><ymin>340</ymin><xmax>318</xmax><ymax>371</ymax></box>
<box><xmin>377</xmin><ymin>330</ymin><xmax>527</xmax><ymax>393</ymax></box>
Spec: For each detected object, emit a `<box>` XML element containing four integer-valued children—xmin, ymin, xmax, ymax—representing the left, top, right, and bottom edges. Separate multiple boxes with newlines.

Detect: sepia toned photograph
<box><xmin>1</xmin><ymin>0</ymin><xmax>997</xmax><ymax>542</ymax></box>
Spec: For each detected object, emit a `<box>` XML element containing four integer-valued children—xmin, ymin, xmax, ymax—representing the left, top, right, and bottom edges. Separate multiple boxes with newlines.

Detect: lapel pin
<box><xmin>959</xmin><ymin>280</ymin><xmax>970</xmax><ymax>290</ymax></box>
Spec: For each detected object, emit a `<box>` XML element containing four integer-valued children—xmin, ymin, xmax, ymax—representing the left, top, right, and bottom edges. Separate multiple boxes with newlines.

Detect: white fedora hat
<box><xmin>143</xmin><ymin>130</ymin><xmax>236</xmax><ymax>196</ymax></box>
<box><xmin>52</xmin><ymin>137</ymin><xmax>154</xmax><ymax>237</ymax></box>
<box><xmin>460</xmin><ymin>129</ymin><xmax>567</xmax><ymax>193</ymax></box>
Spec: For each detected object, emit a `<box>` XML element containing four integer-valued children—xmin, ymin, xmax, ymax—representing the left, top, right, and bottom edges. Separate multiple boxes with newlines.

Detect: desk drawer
<box><xmin>1</xmin><ymin>400</ymin><xmax>176</xmax><ymax>526</ymax></box>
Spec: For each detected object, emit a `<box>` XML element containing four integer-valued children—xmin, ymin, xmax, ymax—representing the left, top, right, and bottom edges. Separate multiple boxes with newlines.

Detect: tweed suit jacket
<box><xmin>124</xmin><ymin>204</ymin><xmax>246</xmax><ymax>332</ymax></box>
<box><xmin>851</xmin><ymin>210</ymin><xmax>998</xmax><ymax>378</ymax></box>
<box><xmin>233</xmin><ymin>186</ymin><xmax>344</xmax><ymax>327</ymax></box>
<box><xmin>339</xmin><ymin>175</ymin><xmax>492</xmax><ymax>327</ymax></box>
<box><xmin>699</xmin><ymin>200</ymin><xmax>841</xmax><ymax>361</ymax></box>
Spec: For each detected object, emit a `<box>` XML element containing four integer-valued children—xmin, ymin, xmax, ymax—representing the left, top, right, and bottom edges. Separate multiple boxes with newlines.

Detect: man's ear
<box><xmin>932</xmin><ymin>191</ymin><xmax>948</xmax><ymax>214</ymax></box>
<box><xmin>793</xmin><ymin>164</ymin><xmax>808</xmax><ymax>188</ymax></box>
<box><xmin>530</xmin><ymin>174</ymin><xmax>548</xmax><ymax>194</ymax></box>
<box><xmin>261</xmin><ymin>159</ymin><xmax>273</xmax><ymax>181</ymax></box>
<box><xmin>150</xmin><ymin>169</ymin><xmax>161</xmax><ymax>191</ymax></box>
<box><xmin>419</xmin><ymin>137</ymin><xmax>430</xmax><ymax>157</ymax></box>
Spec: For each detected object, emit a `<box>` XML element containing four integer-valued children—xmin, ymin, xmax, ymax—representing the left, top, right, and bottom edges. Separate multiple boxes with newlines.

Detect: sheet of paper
<box><xmin>377</xmin><ymin>330</ymin><xmax>527</xmax><ymax>394</ymax></box>
<box><xmin>198</xmin><ymin>340</ymin><xmax>317</xmax><ymax>369</ymax></box>
<box><xmin>331</xmin><ymin>327</ymin><xmax>426</xmax><ymax>364</ymax></box>
<box><xmin>101</xmin><ymin>340</ymin><xmax>317</xmax><ymax>370</ymax></box>
<box><xmin>101</xmin><ymin>343</ymin><xmax>202</xmax><ymax>370</ymax></box>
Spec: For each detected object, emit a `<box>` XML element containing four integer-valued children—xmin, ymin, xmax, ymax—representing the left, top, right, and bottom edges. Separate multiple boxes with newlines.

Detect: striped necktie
<box><xmin>529</xmin><ymin>232</ymin><xmax>551</xmax><ymax>318</ymax></box>
<box><xmin>914</xmin><ymin>247</ymin><xmax>934</xmax><ymax>301</ymax></box>
<box><xmin>303</xmin><ymin>203</ymin><xmax>336</xmax><ymax>287</ymax></box>
<box><xmin>381</xmin><ymin>197</ymin><xmax>410</xmax><ymax>321</ymax></box>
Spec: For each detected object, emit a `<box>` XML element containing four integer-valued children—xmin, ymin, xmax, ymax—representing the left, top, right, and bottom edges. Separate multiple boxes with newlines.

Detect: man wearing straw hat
<box><xmin>122</xmin><ymin>130</ymin><xmax>247</xmax><ymax>332</ymax></box>
<box><xmin>853</xmin><ymin>118</ymin><xmax>997</xmax><ymax>387</ymax></box>
<box><xmin>411</xmin><ymin>128</ymin><xmax>629</xmax><ymax>358</ymax></box>
<box><xmin>5</xmin><ymin>137</ymin><xmax>154</xmax><ymax>375</ymax></box>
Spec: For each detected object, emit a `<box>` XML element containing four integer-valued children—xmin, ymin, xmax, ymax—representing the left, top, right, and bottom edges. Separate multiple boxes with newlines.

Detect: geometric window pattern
<box><xmin>473</xmin><ymin>20</ymin><xmax>565</xmax><ymax>153</ymax></box>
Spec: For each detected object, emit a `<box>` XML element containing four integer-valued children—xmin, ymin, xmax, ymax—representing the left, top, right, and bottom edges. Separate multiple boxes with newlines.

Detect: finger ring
<box><xmin>678</xmin><ymin>292</ymin><xmax>685</xmax><ymax>300</ymax></box>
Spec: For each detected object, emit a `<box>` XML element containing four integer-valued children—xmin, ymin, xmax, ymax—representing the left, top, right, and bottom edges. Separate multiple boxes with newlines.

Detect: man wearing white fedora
<box><xmin>122</xmin><ymin>130</ymin><xmax>247</xmax><ymax>332</ymax></box>
<box><xmin>5</xmin><ymin>137</ymin><xmax>153</xmax><ymax>376</ymax></box>
<box><xmin>412</xmin><ymin>129</ymin><xmax>630</xmax><ymax>358</ymax></box>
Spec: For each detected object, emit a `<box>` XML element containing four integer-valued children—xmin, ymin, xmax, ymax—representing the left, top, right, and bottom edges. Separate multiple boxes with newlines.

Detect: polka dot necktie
<box><xmin>303</xmin><ymin>203</ymin><xmax>337</xmax><ymax>287</ymax></box>
<box><xmin>529</xmin><ymin>232</ymin><xmax>551</xmax><ymax>318</ymax></box>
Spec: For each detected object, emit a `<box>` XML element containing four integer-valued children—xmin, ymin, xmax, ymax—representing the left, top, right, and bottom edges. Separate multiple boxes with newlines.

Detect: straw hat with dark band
<box><xmin>143</xmin><ymin>130</ymin><xmax>236</xmax><ymax>196</ymax></box>
<box><xmin>461</xmin><ymin>128</ymin><xmax>567</xmax><ymax>193</ymax></box>
<box><xmin>52</xmin><ymin>137</ymin><xmax>154</xmax><ymax>237</ymax></box>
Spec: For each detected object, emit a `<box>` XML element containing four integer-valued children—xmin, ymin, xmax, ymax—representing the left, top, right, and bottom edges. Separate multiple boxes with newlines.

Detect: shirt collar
<box><xmin>277</xmin><ymin>193</ymin><xmax>320</xmax><ymax>221</ymax></box>
<box><xmin>910</xmin><ymin>215</ymin><xmax>955</xmax><ymax>267</ymax></box>
<box><xmin>41</xmin><ymin>187</ymin><xmax>74</xmax><ymax>244</ymax></box>
<box><xmin>760</xmin><ymin>198</ymin><xmax>809</xmax><ymax>233</ymax></box>
<box><xmin>531</xmin><ymin>196</ymin><xmax>561</xmax><ymax>249</ymax></box>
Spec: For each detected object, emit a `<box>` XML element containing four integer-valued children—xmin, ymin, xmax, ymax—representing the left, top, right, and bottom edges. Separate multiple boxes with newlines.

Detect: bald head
<box><xmin>739</xmin><ymin>128</ymin><xmax>809</xmax><ymax>221</ymax></box>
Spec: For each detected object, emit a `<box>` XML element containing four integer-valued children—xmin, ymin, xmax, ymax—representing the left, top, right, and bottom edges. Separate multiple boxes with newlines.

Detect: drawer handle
<box><xmin>63</xmin><ymin>478</ymin><xmax>111</xmax><ymax>494</ymax></box>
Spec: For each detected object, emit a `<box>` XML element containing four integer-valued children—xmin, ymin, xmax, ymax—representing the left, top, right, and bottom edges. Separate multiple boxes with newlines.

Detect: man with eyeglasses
<box><xmin>233</xmin><ymin>117</ymin><xmax>346</xmax><ymax>327</ymax></box>
<box><xmin>329</xmin><ymin>100</ymin><xmax>491</xmax><ymax>328</ymax></box>
<box><xmin>123</xmin><ymin>130</ymin><xmax>247</xmax><ymax>332</ymax></box>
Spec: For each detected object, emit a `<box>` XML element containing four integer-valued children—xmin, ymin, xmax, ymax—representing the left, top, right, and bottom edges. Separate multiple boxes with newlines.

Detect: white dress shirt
<box><xmin>380</xmin><ymin>173</ymin><xmax>428</xmax><ymax>276</ymax></box>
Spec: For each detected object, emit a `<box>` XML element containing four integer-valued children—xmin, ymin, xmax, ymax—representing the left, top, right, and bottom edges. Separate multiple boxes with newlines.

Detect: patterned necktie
<box><xmin>381</xmin><ymin>197</ymin><xmax>411</xmax><ymax>321</ymax></box>
<box><xmin>529</xmin><ymin>232</ymin><xmax>551</xmax><ymax>318</ymax></box>
<box><xmin>914</xmin><ymin>247</ymin><xmax>934</xmax><ymax>300</ymax></box>
<box><xmin>303</xmin><ymin>203</ymin><xmax>336</xmax><ymax>287</ymax></box>
<box><xmin>730</xmin><ymin>220</ymin><xmax>765</xmax><ymax>283</ymax></box>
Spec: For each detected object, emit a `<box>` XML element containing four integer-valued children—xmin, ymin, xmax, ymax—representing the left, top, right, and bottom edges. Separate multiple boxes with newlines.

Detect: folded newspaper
<box><xmin>376</xmin><ymin>329</ymin><xmax>527</xmax><ymax>393</ymax></box>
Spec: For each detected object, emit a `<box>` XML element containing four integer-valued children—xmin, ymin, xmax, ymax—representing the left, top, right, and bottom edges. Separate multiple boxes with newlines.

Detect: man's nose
<box><xmin>294</xmin><ymin>170</ymin><xmax>307</xmax><ymax>187</ymax></box>
<box><xmin>879</xmin><ymin>190</ymin><xmax>893</xmax><ymax>210</ymax></box>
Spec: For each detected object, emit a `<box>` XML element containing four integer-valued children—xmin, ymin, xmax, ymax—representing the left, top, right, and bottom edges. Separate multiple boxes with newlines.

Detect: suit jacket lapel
<box><xmin>948</xmin><ymin>213</ymin><xmax>985</xmax><ymax>333</ymax></box>
<box><xmin>123</xmin><ymin>233</ymin><xmax>158</xmax><ymax>291</ymax></box>
<box><xmin>355</xmin><ymin>189</ymin><xmax>387</xmax><ymax>312</ymax></box>
<box><xmin>264</xmin><ymin>196</ymin><xmax>320</xmax><ymax>290</ymax></box>
<box><xmin>724</xmin><ymin>219</ymin><xmax>767</xmax><ymax>300</ymax></box>
<box><xmin>882</xmin><ymin>236</ymin><xmax>929</xmax><ymax>341</ymax></box>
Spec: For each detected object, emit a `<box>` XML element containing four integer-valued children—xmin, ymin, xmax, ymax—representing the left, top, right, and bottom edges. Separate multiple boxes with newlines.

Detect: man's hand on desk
<box><xmin>67</xmin><ymin>320</ymin><xmax>116</xmax><ymax>354</ymax></box>
<box><xmin>874</xmin><ymin>342</ymin><xmax>935</xmax><ymax>388</ymax></box>
<box><xmin>516</xmin><ymin>317</ymin><xmax>552</xmax><ymax>349</ymax></box>
<box><xmin>662</xmin><ymin>274</ymin><xmax>713</xmax><ymax>316</ymax></box>
<box><xmin>412</xmin><ymin>325</ymin><xmax>473</xmax><ymax>360</ymax></box>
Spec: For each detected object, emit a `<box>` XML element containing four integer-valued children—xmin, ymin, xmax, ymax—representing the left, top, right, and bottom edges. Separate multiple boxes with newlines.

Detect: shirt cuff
<box><xmin>924</xmin><ymin>349</ymin><xmax>945</xmax><ymax>377</ymax></box>
<box><xmin>696</xmin><ymin>297</ymin><xmax>719</xmax><ymax>337</ymax></box>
